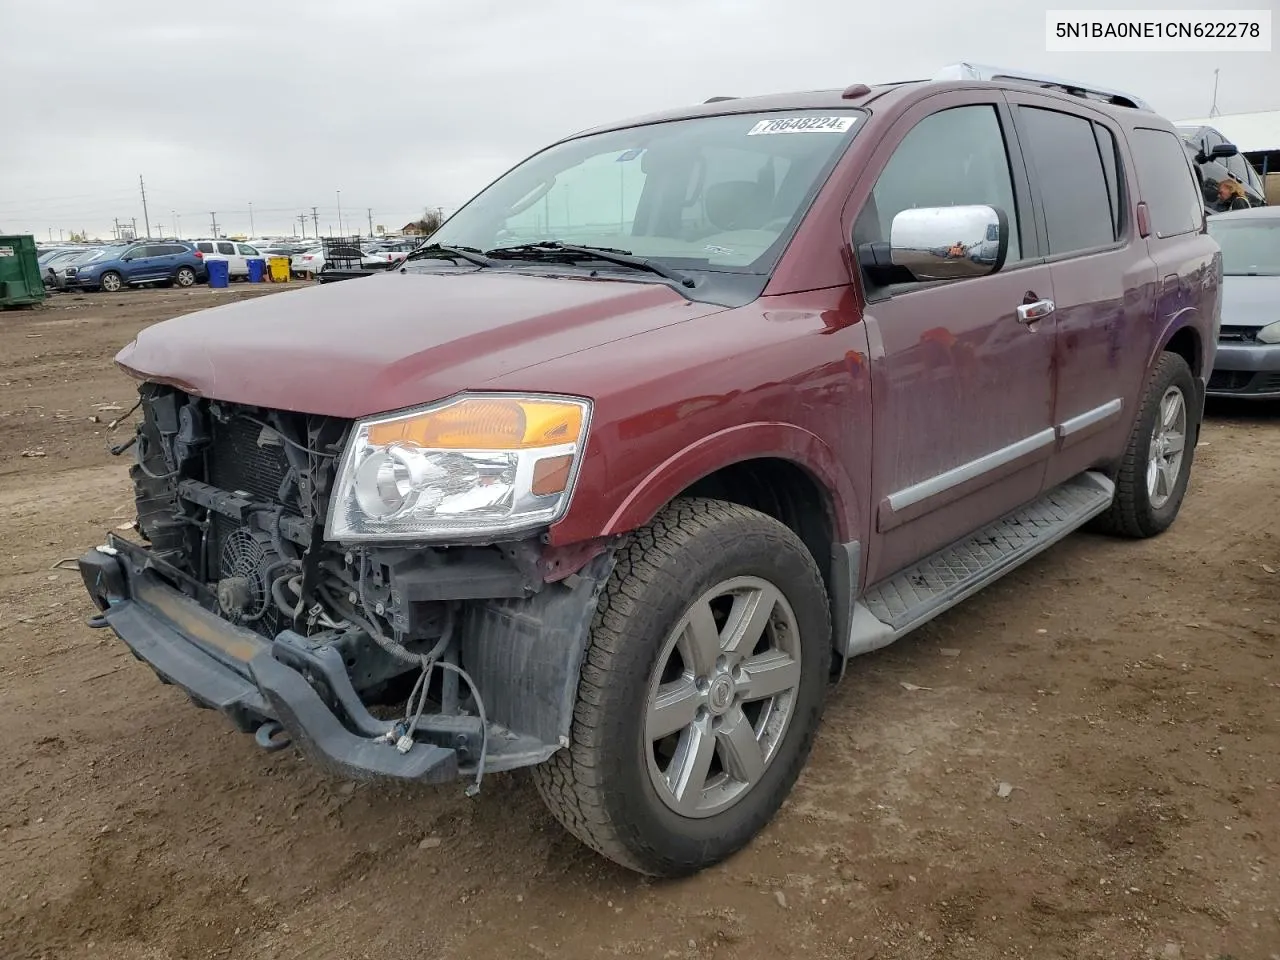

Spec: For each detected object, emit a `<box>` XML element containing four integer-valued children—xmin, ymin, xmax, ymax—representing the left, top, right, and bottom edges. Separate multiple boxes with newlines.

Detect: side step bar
<box><xmin>845</xmin><ymin>470</ymin><xmax>1115</xmax><ymax>657</ymax></box>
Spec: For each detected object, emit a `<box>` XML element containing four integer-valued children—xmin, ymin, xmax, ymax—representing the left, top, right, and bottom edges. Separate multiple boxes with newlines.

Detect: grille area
<box><xmin>1208</xmin><ymin>370</ymin><xmax>1280</xmax><ymax>394</ymax></box>
<box><xmin>1218</xmin><ymin>326</ymin><xmax>1260</xmax><ymax>343</ymax></box>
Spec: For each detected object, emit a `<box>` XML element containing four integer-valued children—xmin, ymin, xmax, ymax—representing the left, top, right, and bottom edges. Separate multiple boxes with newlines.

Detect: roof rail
<box><xmin>704</xmin><ymin>96</ymin><xmax>736</xmax><ymax>103</ymax></box>
<box><xmin>934</xmin><ymin>62</ymin><xmax>1153</xmax><ymax>112</ymax></box>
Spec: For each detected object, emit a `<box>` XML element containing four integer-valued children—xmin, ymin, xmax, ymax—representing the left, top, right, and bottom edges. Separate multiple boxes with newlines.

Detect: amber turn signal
<box><xmin>367</xmin><ymin>397</ymin><xmax>584</xmax><ymax>450</ymax></box>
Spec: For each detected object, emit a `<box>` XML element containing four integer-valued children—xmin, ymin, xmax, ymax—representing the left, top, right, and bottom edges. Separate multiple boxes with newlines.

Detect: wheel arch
<box><xmin>597</xmin><ymin>424</ymin><xmax>862</xmax><ymax>667</ymax></box>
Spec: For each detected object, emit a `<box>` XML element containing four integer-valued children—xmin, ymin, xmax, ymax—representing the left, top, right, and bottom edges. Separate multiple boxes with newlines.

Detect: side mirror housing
<box><xmin>862</xmin><ymin>204</ymin><xmax>1009</xmax><ymax>283</ymax></box>
<box><xmin>1211</xmin><ymin>142</ymin><xmax>1240</xmax><ymax>159</ymax></box>
<box><xmin>121</xmin><ymin>255</ymin><xmax>133</xmax><ymax>262</ymax></box>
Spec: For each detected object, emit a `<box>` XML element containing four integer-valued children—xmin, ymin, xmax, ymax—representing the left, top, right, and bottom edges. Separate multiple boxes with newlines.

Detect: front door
<box><xmin>847</xmin><ymin>94</ymin><xmax>1058</xmax><ymax>584</ymax></box>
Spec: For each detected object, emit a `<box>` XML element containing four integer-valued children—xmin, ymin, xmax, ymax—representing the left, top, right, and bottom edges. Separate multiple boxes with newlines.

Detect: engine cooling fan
<box><xmin>215</xmin><ymin>526</ymin><xmax>283</xmax><ymax>636</ymax></box>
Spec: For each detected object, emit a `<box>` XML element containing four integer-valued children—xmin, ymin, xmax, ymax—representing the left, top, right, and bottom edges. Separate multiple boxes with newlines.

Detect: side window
<box><xmin>1093</xmin><ymin>123</ymin><xmax>1124</xmax><ymax>240</ymax></box>
<box><xmin>166</xmin><ymin>244</ymin><xmax>189</xmax><ymax>256</ymax></box>
<box><xmin>196</xmin><ymin>242</ymin><xmax>215</xmax><ymax>254</ymax></box>
<box><xmin>142</xmin><ymin>245</ymin><xmax>168</xmax><ymax>258</ymax></box>
<box><xmin>216</xmin><ymin>241</ymin><xmax>236</xmax><ymax>255</ymax></box>
<box><xmin>238</xmin><ymin>244</ymin><xmax>260</xmax><ymax>256</ymax></box>
<box><xmin>1130</xmin><ymin>128</ymin><xmax>1204</xmax><ymax>238</ymax></box>
<box><xmin>1018</xmin><ymin>107</ymin><xmax>1115</xmax><ymax>254</ymax></box>
<box><xmin>856</xmin><ymin>104</ymin><xmax>1022</xmax><ymax>263</ymax></box>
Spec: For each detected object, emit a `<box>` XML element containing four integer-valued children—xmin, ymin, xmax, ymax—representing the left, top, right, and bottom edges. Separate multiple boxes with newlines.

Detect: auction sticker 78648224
<box><xmin>747</xmin><ymin>116</ymin><xmax>858</xmax><ymax>135</ymax></box>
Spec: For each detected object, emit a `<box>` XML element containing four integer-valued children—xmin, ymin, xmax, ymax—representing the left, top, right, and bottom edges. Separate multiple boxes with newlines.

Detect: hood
<box><xmin>1221</xmin><ymin>273</ymin><xmax>1280</xmax><ymax>327</ymax></box>
<box><xmin>115</xmin><ymin>269</ymin><xmax>723</xmax><ymax>418</ymax></box>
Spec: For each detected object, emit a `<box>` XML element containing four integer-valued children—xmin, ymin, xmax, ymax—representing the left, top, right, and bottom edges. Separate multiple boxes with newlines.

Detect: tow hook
<box><xmin>254</xmin><ymin>720</ymin><xmax>291</xmax><ymax>752</ymax></box>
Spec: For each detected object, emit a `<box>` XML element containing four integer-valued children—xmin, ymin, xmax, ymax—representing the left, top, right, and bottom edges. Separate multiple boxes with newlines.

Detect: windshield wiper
<box><xmin>402</xmin><ymin>243</ymin><xmax>495</xmax><ymax>268</ymax></box>
<box><xmin>485</xmin><ymin>241</ymin><xmax>695</xmax><ymax>289</ymax></box>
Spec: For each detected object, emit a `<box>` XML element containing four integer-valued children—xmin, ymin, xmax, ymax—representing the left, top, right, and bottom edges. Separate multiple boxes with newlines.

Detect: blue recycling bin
<box><xmin>207</xmin><ymin>258</ymin><xmax>229</xmax><ymax>288</ymax></box>
<box><xmin>246</xmin><ymin>258</ymin><xmax>266</xmax><ymax>283</ymax></box>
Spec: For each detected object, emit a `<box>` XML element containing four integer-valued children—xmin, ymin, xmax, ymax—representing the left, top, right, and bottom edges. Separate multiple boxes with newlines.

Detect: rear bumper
<box><xmin>79</xmin><ymin>536</ymin><xmax>460</xmax><ymax>784</ymax></box>
<box><xmin>1208</xmin><ymin>342</ymin><xmax>1280</xmax><ymax>398</ymax></box>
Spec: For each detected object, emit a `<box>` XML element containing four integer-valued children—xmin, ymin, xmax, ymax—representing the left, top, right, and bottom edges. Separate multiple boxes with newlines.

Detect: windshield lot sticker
<box><xmin>616</xmin><ymin>148</ymin><xmax>644</xmax><ymax>162</ymax></box>
<box><xmin>747</xmin><ymin>116</ymin><xmax>856</xmax><ymax>135</ymax></box>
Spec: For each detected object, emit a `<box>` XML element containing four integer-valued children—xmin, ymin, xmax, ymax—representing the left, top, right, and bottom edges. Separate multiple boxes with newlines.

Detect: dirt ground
<box><xmin>0</xmin><ymin>287</ymin><xmax>1277</xmax><ymax>960</ymax></box>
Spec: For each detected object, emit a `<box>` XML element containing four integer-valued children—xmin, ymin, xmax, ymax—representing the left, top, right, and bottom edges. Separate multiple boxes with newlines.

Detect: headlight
<box><xmin>325</xmin><ymin>394</ymin><xmax>591</xmax><ymax>542</ymax></box>
<box><xmin>1257</xmin><ymin>320</ymin><xmax>1280</xmax><ymax>344</ymax></box>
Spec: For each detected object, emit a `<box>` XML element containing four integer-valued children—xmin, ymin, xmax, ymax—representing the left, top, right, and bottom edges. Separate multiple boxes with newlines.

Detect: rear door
<box><xmin>848</xmin><ymin>93</ymin><xmax>1059</xmax><ymax>584</ymax></box>
<box><xmin>1006</xmin><ymin>93</ymin><xmax>1153</xmax><ymax>488</ymax></box>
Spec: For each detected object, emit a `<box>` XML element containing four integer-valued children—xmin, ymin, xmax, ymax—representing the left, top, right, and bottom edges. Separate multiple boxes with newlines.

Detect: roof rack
<box><xmin>933</xmin><ymin>62</ymin><xmax>1153</xmax><ymax>112</ymax></box>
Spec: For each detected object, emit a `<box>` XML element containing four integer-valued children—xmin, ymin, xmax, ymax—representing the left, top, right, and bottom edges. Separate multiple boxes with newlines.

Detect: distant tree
<box><xmin>413</xmin><ymin>207</ymin><xmax>445</xmax><ymax>236</ymax></box>
<box><xmin>69</xmin><ymin>231</ymin><xmax>87</xmax><ymax>242</ymax></box>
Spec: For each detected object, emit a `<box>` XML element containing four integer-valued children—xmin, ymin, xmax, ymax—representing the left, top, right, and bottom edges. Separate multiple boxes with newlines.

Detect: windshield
<box><xmin>429</xmin><ymin>110</ymin><xmax>864</xmax><ymax>274</ymax></box>
<box><xmin>1207</xmin><ymin>218</ymin><xmax>1280</xmax><ymax>275</ymax></box>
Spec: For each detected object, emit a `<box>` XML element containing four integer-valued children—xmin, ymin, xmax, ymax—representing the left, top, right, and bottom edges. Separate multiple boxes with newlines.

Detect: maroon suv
<box><xmin>79</xmin><ymin>65</ymin><xmax>1221</xmax><ymax>877</ymax></box>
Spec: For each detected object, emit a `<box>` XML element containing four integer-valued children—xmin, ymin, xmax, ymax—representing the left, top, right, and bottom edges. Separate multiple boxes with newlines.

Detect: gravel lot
<box><xmin>1</xmin><ymin>287</ymin><xmax>1277</xmax><ymax>960</ymax></box>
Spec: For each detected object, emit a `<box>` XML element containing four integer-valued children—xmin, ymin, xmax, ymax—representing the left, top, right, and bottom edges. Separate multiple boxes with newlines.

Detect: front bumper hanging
<box><xmin>79</xmin><ymin>535</ymin><xmax>460</xmax><ymax>783</ymax></box>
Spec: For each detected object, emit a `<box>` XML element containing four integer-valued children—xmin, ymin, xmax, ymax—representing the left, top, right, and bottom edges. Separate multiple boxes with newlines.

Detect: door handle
<box><xmin>1017</xmin><ymin>299</ymin><xmax>1055</xmax><ymax>324</ymax></box>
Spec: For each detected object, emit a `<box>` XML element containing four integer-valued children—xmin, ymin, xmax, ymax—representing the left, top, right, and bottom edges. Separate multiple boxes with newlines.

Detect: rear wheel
<box><xmin>174</xmin><ymin>266</ymin><xmax>196</xmax><ymax>287</ymax></box>
<box><xmin>100</xmin><ymin>271</ymin><xmax>122</xmax><ymax>293</ymax></box>
<box><xmin>1092</xmin><ymin>352</ymin><xmax>1198</xmax><ymax>538</ymax></box>
<box><xmin>532</xmin><ymin>498</ymin><xmax>831</xmax><ymax>876</ymax></box>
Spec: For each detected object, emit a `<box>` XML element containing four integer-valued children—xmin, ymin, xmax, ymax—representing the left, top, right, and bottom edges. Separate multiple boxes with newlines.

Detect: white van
<box><xmin>191</xmin><ymin>239</ymin><xmax>267</xmax><ymax>278</ymax></box>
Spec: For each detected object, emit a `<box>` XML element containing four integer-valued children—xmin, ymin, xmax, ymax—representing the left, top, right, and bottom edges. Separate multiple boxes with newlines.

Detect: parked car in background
<box><xmin>67</xmin><ymin>241</ymin><xmax>207</xmax><ymax>292</ymax></box>
<box><xmin>1205</xmin><ymin>207</ymin><xmax>1280</xmax><ymax>398</ymax></box>
<box><xmin>192</xmin><ymin>239</ymin><xmax>267</xmax><ymax>279</ymax></box>
<box><xmin>82</xmin><ymin>64</ymin><xmax>1220</xmax><ymax>877</ymax></box>
<box><xmin>39</xmin><ymin>248</ymin><xmax>89</xmax><ymax>287</ymax></box>
<box><xmin>1177</xmin><ymin>125</ymin><xmax>1267</xmax><ymax>211</ymax></box>
<box><xmin>290</xmin><ymin>246</ymin><xmax>325</xmax><ymax>277</ymax></box>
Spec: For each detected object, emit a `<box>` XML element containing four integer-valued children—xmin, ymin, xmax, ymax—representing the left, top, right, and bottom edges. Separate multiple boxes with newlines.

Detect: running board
<box><xmin>845</xmin><ymin>471</ymin><xmax>1115</xmax><ymax>657</ymax></box>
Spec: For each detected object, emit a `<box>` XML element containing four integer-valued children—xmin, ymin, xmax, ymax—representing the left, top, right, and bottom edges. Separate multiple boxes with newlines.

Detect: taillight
<box><xmin>193</xmin><ymin>250</ymin><xmax>203</xmax><ymax>258</ymax></box>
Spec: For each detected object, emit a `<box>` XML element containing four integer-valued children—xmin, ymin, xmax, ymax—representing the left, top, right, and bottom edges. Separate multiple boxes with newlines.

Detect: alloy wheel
<box><xmin>1147</xmin><ymin>385</ymin><xmax>1187</xmax><ymax>510</ymax></box>
<box><xmin>644</xmin><ymin>576</ymin><xmax>802</xmax><ymax>819</ymax></box>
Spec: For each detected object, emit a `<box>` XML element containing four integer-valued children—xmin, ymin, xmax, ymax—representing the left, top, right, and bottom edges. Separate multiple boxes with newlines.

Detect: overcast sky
<box><xmin>1</xmin><ymin>0</ymin><xmax>1275</xmax><ymax>241</ymax></box>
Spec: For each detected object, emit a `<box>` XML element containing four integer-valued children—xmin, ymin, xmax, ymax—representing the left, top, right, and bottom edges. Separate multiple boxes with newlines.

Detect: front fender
<box><xmin>597</xmin><ymin>421</ymin><xmax>859</xmax><ymax>542</ymax></box>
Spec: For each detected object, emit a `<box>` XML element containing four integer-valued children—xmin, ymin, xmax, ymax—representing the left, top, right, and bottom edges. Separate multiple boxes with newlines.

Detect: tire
<box><xmin>1092</xmin><ymin>352</ymin><xmax>1198</xmax><ymax>538</ymax></box>
<box><xmin>174</xmin><ymin>266</ymin><xmax>196</xmax><ymax>287</ymax></box>
<box><xmin>99</xmin><ymin>271</ymin><xmax>122</xmax><ymax>293</ymax></box>
<box><xmin>532</xmin><ymin>497</ymin><xmax>831</xmax><ymax>876</ymax></box>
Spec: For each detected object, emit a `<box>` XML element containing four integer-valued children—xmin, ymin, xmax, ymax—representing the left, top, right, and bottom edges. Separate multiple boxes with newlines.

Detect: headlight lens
<box><xmin>325</xmin><ymin>394</ymin><xmax>590</xmax><ymax>542</ymax></box>
<box><xmin>1257</xmin><ymin>320</ymin><xmax>1280</xmax><ymax>344</ymax></box>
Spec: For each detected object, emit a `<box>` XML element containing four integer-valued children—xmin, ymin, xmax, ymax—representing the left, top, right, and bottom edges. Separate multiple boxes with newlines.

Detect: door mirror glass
<box><xmin>1211</xmin><ymin>142</ymin><xmax>1239</xmax><ymax>159</ymax></box>
<box><xmin>882</xmin><ymin>204</ymin><xmax>1009</xmax><ymax>281</ymax></box>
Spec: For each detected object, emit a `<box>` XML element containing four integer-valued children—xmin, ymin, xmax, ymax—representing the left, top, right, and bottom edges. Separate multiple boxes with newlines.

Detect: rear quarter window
<box><xmin>1130</xmin><ymin>127</ymin><xmax>1204</xmax><ymax>238</ymax></box>
<box><xmin>196</xmin><ymin>242</ymin><xmax>215</xmax><ymax>254</ymax></box>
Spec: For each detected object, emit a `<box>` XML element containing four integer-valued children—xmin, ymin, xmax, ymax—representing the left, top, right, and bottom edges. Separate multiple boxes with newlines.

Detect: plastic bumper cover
<box><xmin>78</xmin><ymin>536</ymin><xmax>459</xmax><ymax>784</ymax></box>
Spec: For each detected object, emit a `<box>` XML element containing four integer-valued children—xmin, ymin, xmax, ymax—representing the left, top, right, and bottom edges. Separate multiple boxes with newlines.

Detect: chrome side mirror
<box><xmin>888</xmin><ymin>205</ymin><xmax>1009</xmax><ymax>281</ymax></box>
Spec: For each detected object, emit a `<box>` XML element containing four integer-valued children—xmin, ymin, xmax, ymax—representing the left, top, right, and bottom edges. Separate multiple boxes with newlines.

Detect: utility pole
<box><xmin>336</xmin><ymin>190</ymin><xmax>344</xmax><ymax>237</ymax></box>
<box><xmin>131</xmin><ymin>217</ymin><xmax>137</xmax><ymax>240</ymax></box>
<box><xmin>311</xmin><ymin>206</ymin><xmax>319</xmax><ymax>237</ymax></box>
<box><xmin>210</xmin><ymin>212</ymin><xmax>220</xmax><ymax>237</ymax></box>
<box><xmin>156</xmin><ymin>223</ymin><xmax>164</xmax><ymax>238</ymax></box>
<box><xmin>173</xmin><ymin>209</ymin><xmax>180</xmax><ymax>238</ymax></box>
<box><xmin>58</xmin><ymin>229</ymin><xmax>63</xmax><ymax>242</ymax></box>
<box><xmin>113</xmin><ymin>218</ymin><xmax>119</xmax><ymax>240</ymax></box>
<box><xmin>1210</xmin><ymin>67</ymin><xmax>1221</xmax><ymax>118</ymax></box>
<box><xmin>366</xmin><ymin>207</ymin><xmax>373</xmax><ymax>238</ymax></box>
<box><xmin>139</xmin><ymin>175</ymin><xmax>151</xmax><ymax>239</ymax></box>
<box><xmin>248</xmin><ymin>202</ymin><xmax>255</xmax><ymax>237</ymax></box>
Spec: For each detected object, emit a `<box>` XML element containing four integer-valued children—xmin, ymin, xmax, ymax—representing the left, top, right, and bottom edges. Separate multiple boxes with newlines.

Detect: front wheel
<box><xmin>532</xmin><ymin>498</ymin><xmax>831</xmax><ymax>877</ymax></box>
<box><xmin>174</xmin><ymin>266</ymin><xmax>196</xmax><ymax>287</ymax></box>
<box><xmin>99</xmin><ymin>271</ymin><xmax>122</xmax><ymax>293</ymax></box>
<box><xmin>1093</xmin><ymin>352</ymin><xmax>1198</xmax><ymax>538</ymax></box>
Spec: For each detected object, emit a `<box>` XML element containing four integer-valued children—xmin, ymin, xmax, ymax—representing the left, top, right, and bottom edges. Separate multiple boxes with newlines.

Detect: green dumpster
<box><xmin>0</xmin><ymin>235</ymin><xmax>47</xmax><ymax>307</ymax></box>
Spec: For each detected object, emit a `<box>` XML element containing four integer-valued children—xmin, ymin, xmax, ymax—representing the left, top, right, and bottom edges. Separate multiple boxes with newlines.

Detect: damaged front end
<box><xmin>80</xmin><ymin>384</ymin><xmax>612</xmax><ymax>790</ymax></box>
